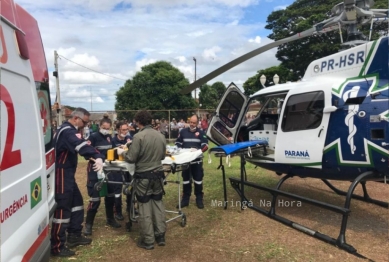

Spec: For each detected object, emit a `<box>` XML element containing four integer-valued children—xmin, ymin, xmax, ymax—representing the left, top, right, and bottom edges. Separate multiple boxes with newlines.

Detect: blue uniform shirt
<box><xmin>111</xmin><ymin>134</ymin><xmax>132</xmax><ymax>147</ymax></box>
<box><xmin>88</xmin><ymin>132</ymin><xmax>113</xmax><ymax>157</ymax></box>
<box><xmin>175</xmin><ymin>127</ymin><xmax>209</xmax><ymax>152</ymax></box>
<box><xmin>53</xmin><ymin>121</ymin><xmax>104</xmax><ymax>169</ymax></box>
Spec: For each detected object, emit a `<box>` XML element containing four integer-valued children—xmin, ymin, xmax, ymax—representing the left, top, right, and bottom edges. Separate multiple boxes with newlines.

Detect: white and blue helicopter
<box><xmin>181</xmin><ymin>0</ymin><xmax>388</xmax><ymax>257</ymax></box>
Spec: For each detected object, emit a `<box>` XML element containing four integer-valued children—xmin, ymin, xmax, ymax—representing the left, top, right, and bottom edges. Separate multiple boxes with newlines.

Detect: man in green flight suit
<box><xmin>118</xmin><ymin>110</ymin><xmax>167</xmax><ymax>250</ymax></box>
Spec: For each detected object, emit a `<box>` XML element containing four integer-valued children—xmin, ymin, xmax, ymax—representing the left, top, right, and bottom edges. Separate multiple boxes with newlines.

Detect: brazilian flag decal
<box><xmin>30</xmin><ymin>177</ymin><xmax>42</xmax><ymax>209</ymax></box>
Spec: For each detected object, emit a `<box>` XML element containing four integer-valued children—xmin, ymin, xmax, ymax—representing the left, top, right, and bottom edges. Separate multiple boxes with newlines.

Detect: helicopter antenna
<box><xmin>181</xmin><ymin>0</ymin><xmax>388</xmax><ymax>95</ymax></box>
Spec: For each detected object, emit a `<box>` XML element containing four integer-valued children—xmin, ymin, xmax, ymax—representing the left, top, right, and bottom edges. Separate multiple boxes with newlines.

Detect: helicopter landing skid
<box><xmin>228</xmin><ymin>155</ymin><xmax>379</xmax><ymax>259</ymax></box>
<box><xmin>321</xmin><ymin>179</ymin><xmax>388</xmax><ymax>208</ymax></box>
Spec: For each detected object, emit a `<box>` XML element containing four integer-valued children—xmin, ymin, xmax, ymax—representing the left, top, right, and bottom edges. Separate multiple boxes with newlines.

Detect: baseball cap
<box><xmin>172</xmin><ymin>118</ymin><xmax>176</xmax><ymax>121</ymax></box>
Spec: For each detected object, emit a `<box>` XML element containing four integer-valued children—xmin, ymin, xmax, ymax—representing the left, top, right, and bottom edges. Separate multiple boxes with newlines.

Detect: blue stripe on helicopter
<box><xmin>210</xmin><ymin>140</ymin><xmax>268</xmax><ymax>155</ymax></box>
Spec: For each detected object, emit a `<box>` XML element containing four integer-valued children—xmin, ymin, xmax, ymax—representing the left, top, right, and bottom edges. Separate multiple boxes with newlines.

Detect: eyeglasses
<box><xmin>77</xmin><ymin>117</ymin><xmax>89</xmax><ymax>125</ymax></box>
<box><xmin>189</xmin><ymin>121</ymin><xmax>198</xmax><ymax>124</ymax></box>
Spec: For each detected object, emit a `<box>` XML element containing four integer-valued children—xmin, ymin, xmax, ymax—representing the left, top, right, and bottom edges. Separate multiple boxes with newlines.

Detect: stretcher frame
<box><xmin>94</xmin><ymin>159</ymin><xmax>203</xmax><ymax>231</ymax></box>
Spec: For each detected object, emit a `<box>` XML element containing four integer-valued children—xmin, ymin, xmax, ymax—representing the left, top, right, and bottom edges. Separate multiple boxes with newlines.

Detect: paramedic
<box><xmin>111</xmin><ymin>121</ymin><xmax>133</xmax><ymax>225</ymax></box>
<box><xmin>84</xmin><ymin>118</ymin><xmax>121</xmax><ymax>237</ymax></box>
<box><xmin>175</xmin><ymin>114</ymin><xmax>208</xmax><ymax>209</ymax></box>
<box><xmin>51</xmin><ymin>107</ymin><xmax>104</xmax><ymax>257</ymax></box>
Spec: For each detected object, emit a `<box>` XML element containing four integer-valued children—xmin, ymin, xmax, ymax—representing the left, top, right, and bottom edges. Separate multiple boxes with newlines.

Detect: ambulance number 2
<box><xmin>0</xmin><ymin>84</ymin><xmax>22</xmax><ymax>171</ymax></box>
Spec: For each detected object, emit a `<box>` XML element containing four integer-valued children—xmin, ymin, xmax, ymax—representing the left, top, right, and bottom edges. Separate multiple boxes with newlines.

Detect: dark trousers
<box><xmin>86</xmin><ymin>170</ymin><xmax>117</xmax><ymax>220</ymax></box>
<box><xmin>182</xmin><ymin>161</ymin><xmax>204</xmax><ymax>200</ymax></box>
<box><xmin>51</xmin><ymin>168</ymin><xmax>84</xmax><ymax>254</ymax></box>
<box><xmin>111</xmin><ymin>171</ymin><xmax>124</xmax><ymax>215</ymax></box>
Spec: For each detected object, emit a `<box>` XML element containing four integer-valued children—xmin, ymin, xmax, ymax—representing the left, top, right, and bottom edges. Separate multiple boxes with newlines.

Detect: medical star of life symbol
<box><xmin>342</xmin><ymin>86</ymin><xmax>360</xmax><ymax>154</ymax></box>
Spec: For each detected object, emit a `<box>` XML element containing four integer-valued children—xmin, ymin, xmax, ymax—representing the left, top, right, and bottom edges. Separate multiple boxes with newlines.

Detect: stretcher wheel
<box><xmin>181</xmin><ymin>214</ymin><xmax>186</xmax><ymax>227</ymax></box>
<box><xmin>94</xmin><ymin>181</ymin><xmax>103</xmax><ymax>191</ymax></box>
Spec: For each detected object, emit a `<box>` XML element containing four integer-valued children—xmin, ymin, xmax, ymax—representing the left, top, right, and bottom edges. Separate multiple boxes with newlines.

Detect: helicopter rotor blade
<box><xmin>180</xmin><ymin>23</ymin><xmax>340</xmax><ymax>95</ymax></box>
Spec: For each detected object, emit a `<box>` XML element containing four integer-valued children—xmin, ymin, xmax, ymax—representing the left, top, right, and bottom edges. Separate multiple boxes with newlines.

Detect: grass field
<box><xmin>51</xmin><ymin>146</ymin><xmax>388</xmax><ymax>262</ymax></box>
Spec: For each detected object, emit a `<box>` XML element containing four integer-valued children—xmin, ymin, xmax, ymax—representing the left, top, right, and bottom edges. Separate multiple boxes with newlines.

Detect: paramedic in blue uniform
<box><xmin>111</xmin><ymin>121</ymin><xmax>133</xmax><ymax>224</ymax></box>
<box><xmin>84</xmin><ymin>118</ymin><xmax>121</xmax><ymax>237</ymax></box>
<box><xmin>175</xmin><ymin>114</ymin><xmax>208</xmax><ymax>209</ymax></box>
<box><xmin>51</xmin><ymin>108</ymin><xmax>104</xmax><ymax>257</ymax></box>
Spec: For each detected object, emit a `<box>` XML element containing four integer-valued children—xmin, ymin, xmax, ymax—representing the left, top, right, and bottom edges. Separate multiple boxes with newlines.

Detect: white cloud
<box><xmin>202</xmin><ymin>46</ymin><xmax>222</xmax><ymax>61</ymax></box>
<box><xmin>16</xmin><ymin>0</ymin><xmax>286</xmax><ymax>110</ymax></box>
<box><xmin>62</xmin><ymin>71</ymin><xmax>111</xmax><ymax>84</ymax></box>
<box><xmin>135</xmin><ymin>58</ymin><xmax>158</xmax><ymax>72</ymax></box>
<box><xmin>274</xmin><ymin>5</ymin><xmax>288</xmax><ymax>10</ymax></box>
<box><xmin>249</xmin><ymin>36</ymin><xmax>262</xmax><ymax>44</ymax></box>
<box><xmin>175</xmin><ymin>56</ymin><xmax>186</xmax><ymax>63</ymax></box>
<box><xmin>62</xmin><ymin>53</ymin><xmax>100</xmax><ymax>71</ymax></box>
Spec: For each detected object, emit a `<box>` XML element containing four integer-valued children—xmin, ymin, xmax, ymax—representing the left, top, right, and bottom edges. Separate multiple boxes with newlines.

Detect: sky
<box><xmin>18</xmin><ymin>0</ymin><xmax>295</xmax><ymax>112</ymax></box>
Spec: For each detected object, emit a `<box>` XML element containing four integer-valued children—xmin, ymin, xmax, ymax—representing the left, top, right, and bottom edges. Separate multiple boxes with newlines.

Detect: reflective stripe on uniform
<box><xmin>71</xmin><ymin>206</ymin><xmax>84</xmax><ymax>212</ymax></box>
<box><xmin>53</xmin><ymin>218</ymin><xmax>70</xmax><ymax>224</ymax></box>
<box><xmin>95</xmin><ymin>145</ymin><xmax>112</xmax><ymax>150</ymax></box>
<box><xmin>89</xmin><ymin>197</ymin><xmax>100</xmax><ymax>202</ymax></box>
<box><xmin>194</xmin><ymin>180</ymin><xmax>202</xmax><ymax>185</ymax></box>
<box><xmin>183</xmin><ymin>180</ymin><xmax>190</xmax><ymax>184</ymax></box>
<box><xmin>183</xmin><ymin>138</ymin><xmax>201</xmax><ymax>143</ymax></box>
<box><xmin>115</xmin><ymin>194</ymin><xmax>121</xmax><ymax>198</ymax></box>
<box><xmin>75</xmin><ymin>141</ymin><xmax>88</xmax><ymax>152</ymax></box>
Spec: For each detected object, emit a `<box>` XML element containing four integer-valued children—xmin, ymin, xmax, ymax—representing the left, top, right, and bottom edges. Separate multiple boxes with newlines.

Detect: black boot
<box><xmin>155</xmin><ymin>233</ymin><xmax>166</xmax><ymax>246</ymax></box>
<box><xmin>84</xmin><ymin>224</ymin><xmax>93</xmax><ymax>236</ymax></box>
<box><xmin>105</xmin><ymin>196</ymin><xmax>121</xmax><ymax>228</ymax></box>
<box><xmin>196</xmin><ymin>198</ymin><xmax>204</xmax><ymax>209</ymax></box>
<box><xmin>67</xmin><ymin>234</ymin><xmax>92</xmax><ymax>248</ymax></box>
<box><xmin>84</xmin><ymin>211</ymin><xmax>96</xmax><ymax>236</ymax></box>
<box><xmin>114</xmin><ymin>196</ymin><xmax>124</xmax><ymax>220</ymax></box>
<box><xmin>137</xmin><ymin>239</ymin><xmax>154</xmax><ymax>250</ymax></box>
<box><xmin>177</xmin><ymin>198</ymin><xmax>190</xmax><ymax>208</ymax></box>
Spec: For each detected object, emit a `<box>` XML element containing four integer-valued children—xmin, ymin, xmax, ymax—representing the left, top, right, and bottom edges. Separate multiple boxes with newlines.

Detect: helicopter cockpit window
<box><xmin>245</xmin><ymin>93</ymin><xmax>286</xmax><ymax>130</ymax></box>
<box><xmin>281</xmin><ymin>91</ymin><xmax>325</xmax><ymax>132</ymax></box>
<box><xmin>219</xmin><ymin>91</ymin><xmax>245</xmax><ymax>128</ymax></box>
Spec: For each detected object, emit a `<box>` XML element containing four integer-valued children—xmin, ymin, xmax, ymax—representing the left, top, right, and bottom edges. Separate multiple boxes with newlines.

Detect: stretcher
<box><xmin>94</xmin><ymin>148</ymin><xmax>204</xmax><ymax>231</ymax></box>
<box><xmin>209</xmin><ymin>140</ymin><xmax>268</xmax><ymax>209</ymax></box>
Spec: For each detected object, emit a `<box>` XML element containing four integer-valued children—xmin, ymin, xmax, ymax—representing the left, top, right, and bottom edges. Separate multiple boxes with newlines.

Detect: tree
<box><xmin>198</xmin><ymin>84</ymin><xmax>217</xmax><ymax>109</ymax></box>
<box><xmin>198</xmin><ymin>82</ymin><xmax>227</xmax><ymax>109</ymax></box>
<box><xmin>212</xmin><ymin>81</ymin><xmax>227</xmax><ymax>100</ymax></box>
<box><xmin>243</xmin><ymin>65</ymin><xmax>292</xmax><ymax>96</ymax></box>
<box><xmin>115</xmin><ymin>61</ymin><xmax>197</xmax><ymax>121</ymax></box>
<box><xmin>265</xmin><ymin>0</ymin><xmax>387</xmax><ymax>80</ymax></box>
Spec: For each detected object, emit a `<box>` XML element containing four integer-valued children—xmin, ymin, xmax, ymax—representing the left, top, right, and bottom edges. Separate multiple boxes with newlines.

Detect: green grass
<box><xmin>53</xmin><ymin>142</ymin><xmax>375</xmax><ymax>261</ymax></box>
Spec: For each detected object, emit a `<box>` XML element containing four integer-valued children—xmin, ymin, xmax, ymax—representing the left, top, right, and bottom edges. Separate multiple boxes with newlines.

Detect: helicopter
<box><xmin>181</xmin><ymin>0</ymin><xmax>388</xmax><ymax>257</ymax></box>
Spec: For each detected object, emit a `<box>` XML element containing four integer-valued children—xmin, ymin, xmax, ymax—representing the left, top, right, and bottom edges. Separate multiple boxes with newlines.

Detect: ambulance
<box><xmin>1</xmin><ymin>0</ymin><xmax>55</xmax><ymax>261</ymax></box>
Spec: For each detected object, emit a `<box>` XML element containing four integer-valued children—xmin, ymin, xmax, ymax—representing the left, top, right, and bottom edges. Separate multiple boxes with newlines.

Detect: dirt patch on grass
<box><xmin>51</xmin><ymin>160</ymin><xmax>388</xmax><ymax>262</ymax></box>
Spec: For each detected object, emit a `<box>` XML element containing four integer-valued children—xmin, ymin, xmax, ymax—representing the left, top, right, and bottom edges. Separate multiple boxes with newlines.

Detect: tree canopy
<box><xmin>115</xmin><ymin>61</ymin><xmax>197</xmax><ymax>121</ymax></box>
<box><xmin>198</xmin><ymin>81</ymin><xmax>226</xmax><ymax>109</ymax></box>
<box><xmin>265</xmin><ymin>0</ymin><xmax>388</xmax><ymax>81</ymax></box>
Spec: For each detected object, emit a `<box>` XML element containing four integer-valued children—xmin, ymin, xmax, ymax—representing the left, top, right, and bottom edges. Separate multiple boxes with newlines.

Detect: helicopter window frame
<box><xmin>281</xmin><ymin>91</ymin><xmax>325</xmax><ymax>132</ymax></box>
<box><xmin>245</xmin><ymin>92</ymin><xmax>287</xmax><ymax>128</ymax></box>
<box><xmin>218</xmin><ymin>90</ymin><xmax>245</xmax><ymax>128</ymax></box>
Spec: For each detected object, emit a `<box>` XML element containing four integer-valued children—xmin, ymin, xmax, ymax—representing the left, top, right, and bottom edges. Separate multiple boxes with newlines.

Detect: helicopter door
<box><xmin>206</xmin><ymin>83</ymin><xmax>247</xmax><ymax>146</ymax></box>
<box><xmin>274</xmin><ymin>87</ymin><xmax>331</xmax><ymax>169</ymax></box>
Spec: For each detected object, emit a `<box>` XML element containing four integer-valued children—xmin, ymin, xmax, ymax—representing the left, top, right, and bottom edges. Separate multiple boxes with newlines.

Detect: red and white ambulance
<box><xmin>1</xmin><ymin>1</ymin><xmax>55</xmax><ymax>261</ymax></box>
